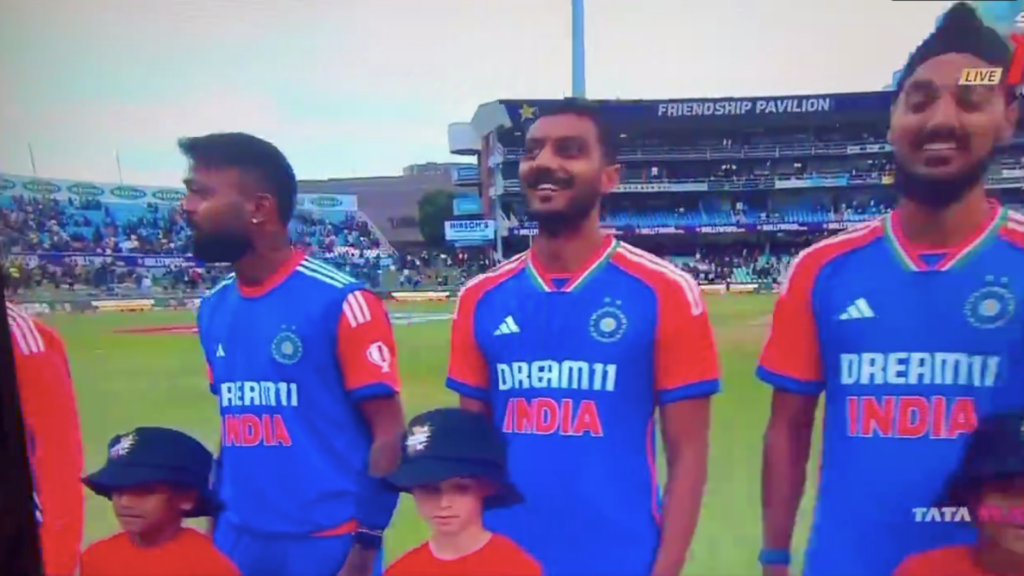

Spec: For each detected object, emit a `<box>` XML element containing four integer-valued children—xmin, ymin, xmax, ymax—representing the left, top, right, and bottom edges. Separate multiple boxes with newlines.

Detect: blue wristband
<box><xmin>758</xmin><ymin>549</ymin><xmax>791</xmax><ymax>566</ymax></box>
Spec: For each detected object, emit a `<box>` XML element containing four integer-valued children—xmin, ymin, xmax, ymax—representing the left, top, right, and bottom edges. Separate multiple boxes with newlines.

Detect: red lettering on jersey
<box><xmin>846</xmin><ymin>396</ymin><xmax>977</xmax><ymax>439</ymax></box>
<box><xmin>222</xmin><ymin>414</ymin><xmax>293</xmax><ymax>446</ymax></box>
<box><xmin>501</xmin><ymin>397</ymin><xmax>604</xmax><ymax>437</ymax></box>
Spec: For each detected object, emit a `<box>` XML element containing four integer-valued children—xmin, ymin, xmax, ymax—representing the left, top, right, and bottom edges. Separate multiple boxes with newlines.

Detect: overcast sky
<box><xmin>0</xmin><ymin>0</ymin><xmax>951</xmax><ymax>186</ymax></box>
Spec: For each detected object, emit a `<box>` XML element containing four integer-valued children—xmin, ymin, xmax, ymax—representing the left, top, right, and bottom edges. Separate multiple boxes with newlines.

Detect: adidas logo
<box><xmin>839</xmin><ymin>298</ymin><xmax>875</xmax><ymax>320</ymax></box>
<box><xmin>494</xmin><ymin>316</ymin><xmax>520</xmax><ymax>335</ymax></box>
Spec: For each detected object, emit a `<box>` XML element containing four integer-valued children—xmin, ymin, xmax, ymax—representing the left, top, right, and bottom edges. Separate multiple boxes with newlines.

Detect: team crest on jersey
<box><xmin>590</xmin><ymin>298</ymin><xmax>628</xmax><ymax>343</ymax></box>
<box><xmin>110</xmin><ymin>432</ymin><xmax>136</xmax><ymax>458</ymax></box>
<box><xmin>965</xmin><ymin>276</ymin><xmax>1015</xmax><ymax>329</ymax></box>
<box><xmin>271</xmin><ymin>327</ymin><xmax>303</xmax><ymax>364</ymax></box>
<box><xmin>406</xmin><ymin>425</ymin><xmax>431</xmax><ymax>455</ymax></box>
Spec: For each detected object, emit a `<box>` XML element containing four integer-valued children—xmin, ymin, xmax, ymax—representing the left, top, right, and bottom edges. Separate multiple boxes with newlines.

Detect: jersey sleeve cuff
<box><xmin>446</xmin><ymin>377</ymin><xmax>489</xmax><ymax>402</ymax></box>
<box><xmin>657</xmin><ymin>379</ymin><xmax>720</xmax><ymax>404</ymax></box>
<box><xmin>348</xmin><ymin>383</ymin><xmax>398</xmax><ymax>402</ymax></box>
<box><xmin>755</xmin><ymin>365</ymin><xmax>824</xmax><ymax>396</ymax></box>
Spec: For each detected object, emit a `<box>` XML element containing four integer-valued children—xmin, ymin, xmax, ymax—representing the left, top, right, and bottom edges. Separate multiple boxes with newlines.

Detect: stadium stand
<box><xmin>0</xmin><ymin>175</ymin><xmax>397</xmax><ymax>295</ymax></box>
<box><xmin>448</xmin><ymin>92</ymin><xmax>1024</xmax><ymax>289</ymax></box>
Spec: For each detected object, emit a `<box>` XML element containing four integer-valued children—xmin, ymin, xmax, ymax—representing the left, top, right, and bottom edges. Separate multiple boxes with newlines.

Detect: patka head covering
<box><xmin>896</xmin><ymin>2</ymin><xmax>1012</xmax><ymax>96</ymax></box>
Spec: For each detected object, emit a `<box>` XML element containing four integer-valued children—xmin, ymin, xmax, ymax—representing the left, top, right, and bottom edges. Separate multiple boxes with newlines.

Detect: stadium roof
<box><xmin>462</xmin><ymin>91</ymin><xmax>894</xmax><ymax>141</ymax></box>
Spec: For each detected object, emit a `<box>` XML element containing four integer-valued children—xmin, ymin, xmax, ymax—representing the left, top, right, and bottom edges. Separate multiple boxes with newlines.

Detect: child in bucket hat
<box><xmin>384</xmin><ymin>408</ymin><xmax>542</xmax><ymax>576</ymax></box>
<box><xmin>79</xmin><ymin>427</ymin><xmax>239</xmax><ymax>576</ymax></box>
<box><xmin>894</xmin><ymin>413</ymin><xmax>1024</xmax><ymax>576</ymax></box>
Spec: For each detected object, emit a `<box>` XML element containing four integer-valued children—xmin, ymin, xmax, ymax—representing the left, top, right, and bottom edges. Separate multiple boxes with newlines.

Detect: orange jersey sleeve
<box><xmin>612</xmin><ymin>244</ymin><xmax>721</xmax><ymax>403</ymax></box>
<box><xmin>446</xmin><ymin>285</ymin><xmax>490</xmax><ymax>401</ymax></box>
<box><xmin>756</xmin><ymin>250</ymin><xmax>826</xmax><ymax>394</ymax></box>
<box><xmin>652</xmin><ymin>267</ymin><xmax>721</xmax><ymax>404</ymax></box>
<box><xmin>8</xmin><ymin>305</ymin><xmax>84</xmax><ymax>576</ymax></box>
<box><xmin>336</xmin><ymin>290</ymin><xmax>401</xmax><ymax>401</ymax></box>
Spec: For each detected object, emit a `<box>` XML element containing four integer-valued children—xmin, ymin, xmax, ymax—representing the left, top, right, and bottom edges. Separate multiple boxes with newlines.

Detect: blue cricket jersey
<box><xmin>758</xmin><ymin>205</ymin><xmax>1024</xmax><ymax>576</ymax></box>
<box><xmin>446</xmin><ymin>236</ymin><xmax>721</xmax><ymax>576</ymax></box>
<box><xmin>197</xmin><ymin>251</ymin><xmax>400</xmax><ymax>536</ymax></box>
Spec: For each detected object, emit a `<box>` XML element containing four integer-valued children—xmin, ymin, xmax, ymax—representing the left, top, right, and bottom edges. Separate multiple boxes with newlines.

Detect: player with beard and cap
<box><xmin>180</xmin><ymin>132</ymin><xmax>406</xmax><ymax>576</ymax></box>
<box><xmin>446</xmin><ymin>100</ymin><xmax>721</xmax><ymax>576</ymax></box>
<box><xmin>757</xmin><ymin>4</ymin><xmax>1024</xmax><ymax>576</ymax></box>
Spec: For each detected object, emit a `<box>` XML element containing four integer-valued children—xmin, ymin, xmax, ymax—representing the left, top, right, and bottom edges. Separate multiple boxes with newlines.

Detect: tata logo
<box><xmin>109</xmin><ymin>186</ymin><xmax>147</xmax><ymax>200</ymax></box>
<box><xmin>67</xmin><ymin>183</ymin><xmax>105</xmax><ymax>197</ymax></box>
<box><xmin>22</xmin><ymin>180</ymin><xmax>60</xmax><ymax>195</ymax></box>
<box><xmin>0</xmin><ymin>179</ymin><xmax>16</xmax><ymax>192</ymax></box>
<box><xmin>151</xmin><ymin>189</ymin><xmax>185</xmax><ymax>202</ymax></box>
<box><xmin>312</xmin><ymin>196</ymin><xmax>342</xmax><ymax>208</ymax></box>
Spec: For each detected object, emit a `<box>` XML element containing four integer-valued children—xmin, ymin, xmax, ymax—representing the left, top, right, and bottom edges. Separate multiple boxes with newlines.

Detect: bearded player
<box><xmin>181</xmin><ymin>133</ymin><xmax>405</xmax><ymax>576</ymax></box>
<box><xmin>446</xmin><ymin>100</ymin><xmax>720</xmax><ymax>576</ymax></box>
<box><xmin>7</xmin><ymin>302</ymin><xmax>84</xmax><ymax>576</ymax></box>
<box><xmin>758</xmin><ymin>4</ymin><xmax>1024</xmax><ymax>576</ymax></box>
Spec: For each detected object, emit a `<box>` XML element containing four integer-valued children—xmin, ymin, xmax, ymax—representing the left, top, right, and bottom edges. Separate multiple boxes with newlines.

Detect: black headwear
<box><xmin>82</xmin><ymin>427</ymin><xmax>221</xmax><ymax>518</ymax></box>
<box><xmin>386</xmin><ymin>408</ymin><xmax>524</xmax><ymax>510</ymax></box>
<box><xmin>896</xmin><ymin>2</ymin><xmax>1012</xmax><ymax>97</ymax></box>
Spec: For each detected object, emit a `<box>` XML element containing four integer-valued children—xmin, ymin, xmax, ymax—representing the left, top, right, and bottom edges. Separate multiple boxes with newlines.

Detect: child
<box><xmin>79</xmin><ymin>427</ymin><xmax>239</xmax><ymax>576</ymax></box>
<box><xmin>894</xmin><ymin>413</ymin><xmax>1024</xmax><ymax>576</ymax></box>
<box><xmin>384</xmin><ymin>408</ymin><xmax>542</xmax><ymax>576</ymax></box>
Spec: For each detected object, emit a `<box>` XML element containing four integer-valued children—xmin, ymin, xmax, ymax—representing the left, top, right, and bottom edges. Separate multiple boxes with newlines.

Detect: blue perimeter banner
<box><xmin>510</xmin><ymin>220</ymin><xmax>868</xmax><ymax>236</ymax></box>
<box><xmin>500</xmin><ymin>91</ymin><xmax>893</xmax><ymax>129</ymax></box>
<box><xmin>8</xmin><ymin>252</ymin><xmax>201</xmax><ymax>268</ymax></box>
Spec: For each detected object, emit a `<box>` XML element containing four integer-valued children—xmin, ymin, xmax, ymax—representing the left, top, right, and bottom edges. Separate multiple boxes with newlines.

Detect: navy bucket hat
<box><xmin>386</xmin><ymin>408</ymin><xmax>523</xmax><ymax>510</ymax></box>
<box><xmin>83</xmin><ymin>427</ymin><xmax>220</xmax><ymax>518</ymax></box>
<box><xmin>937</xmin><ymin>413</ymin><xmax>1024</xmax><ymax>507</ymax></box>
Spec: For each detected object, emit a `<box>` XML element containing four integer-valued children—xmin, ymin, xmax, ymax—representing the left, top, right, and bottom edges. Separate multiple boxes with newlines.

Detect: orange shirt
<box><xmin>894</xmin><ymin>545</ymin><xmax>1002</xmax><ymax>576</ymax></box>
<box><xmin>386</xmin><ymin>534</ymin><xmax>543</xmax><ymax>576</ymax></box>
<box><xmin>80</xmin><ymin>528</ymin><xmax>239</xmax><ymax>576</ymax></box>
<box><xmin>9</xmin><ymin>303</ymin><xmax>84</xmax><ymax>576</ymax></box>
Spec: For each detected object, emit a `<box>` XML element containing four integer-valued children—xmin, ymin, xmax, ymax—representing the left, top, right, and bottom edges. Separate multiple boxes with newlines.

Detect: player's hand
<box><xmin>336</xmin><ymin>545</ymin><xmax>376</xmax><ymax>576</ymax></box>
<box><xmin>763</xmin><ymin>565</ymin><xmax>789</xmax><ymax>576</ymax></box>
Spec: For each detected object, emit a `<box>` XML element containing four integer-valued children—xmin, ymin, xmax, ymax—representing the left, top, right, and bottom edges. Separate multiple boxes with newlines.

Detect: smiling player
<box><xmin>758</xmin><ymin>4</ymin><xmax>1024</xmax><ymax>576</ymax></box>
<box><xmin>447</xmin><ymin>100</ymin><xmax>720</xmax><ymax>576</ymax></box>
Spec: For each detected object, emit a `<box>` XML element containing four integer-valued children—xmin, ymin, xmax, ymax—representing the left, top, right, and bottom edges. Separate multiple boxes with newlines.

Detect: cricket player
<box><xmin>758</xmin><ymin>4</ymin><xmax>1024</xmax><ymax>576</ymax></box>
<box><xmin>7</xmin><ymin>301</ymin><xmax>84</xmax><ymax>576</ymax></box>
<box><xmin>447</xmin><ymin>100</ymin><xmax>720</xmax><ymax>576</ymax></box>
<box><xmin>181</xmin><ymin>132</ymin><xmax>406</xmax><ymax>576</ymax></box>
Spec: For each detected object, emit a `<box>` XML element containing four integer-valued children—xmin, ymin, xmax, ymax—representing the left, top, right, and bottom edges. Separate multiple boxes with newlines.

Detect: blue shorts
<box><xmin>214</xmin><ymin>520</ymin><xmax>384</xmax><ymax>576</ymax></box>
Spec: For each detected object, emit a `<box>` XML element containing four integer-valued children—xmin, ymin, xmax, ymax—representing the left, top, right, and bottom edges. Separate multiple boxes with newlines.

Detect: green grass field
<box><xmin>49</xmin><ymin>294</ymin><xmax>819</xmax><ymax>575</ymax></box>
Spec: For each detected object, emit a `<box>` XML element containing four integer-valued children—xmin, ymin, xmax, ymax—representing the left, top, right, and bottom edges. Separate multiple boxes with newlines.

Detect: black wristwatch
<box><xmin>353</xmin><ymin>528</ymin><xmax>384</xmax><ymax>550</ymax></box>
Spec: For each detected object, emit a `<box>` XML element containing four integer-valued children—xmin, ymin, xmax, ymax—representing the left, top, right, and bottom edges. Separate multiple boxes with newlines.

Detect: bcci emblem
<box><xmin>109</xmin><ymin>432</ymin><xmax>136</xmax><ymax>459</ymax></box>
<box><xmin>271</xmin><ymin>328</ymin><xmax>303</xmax><ymax>364</ymax></box>
<box><xmin>589</xmin><ymin>299</ymin><xmax>628</xmax><ymax>343</ymax></box>
<box><xmin>965</xmin><ymin>276</ymin><xmax>1015</xmax><ymax>330</ymax></box>
<box><xmin>406</xmin><ymin>425</ymin><xmax>431</xmax><ymax>455</ymax></box>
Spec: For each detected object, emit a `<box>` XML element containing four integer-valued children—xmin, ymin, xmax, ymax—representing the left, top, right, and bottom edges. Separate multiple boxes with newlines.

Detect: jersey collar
<box><xmin>884</xmin><ymin>201</ymin><xmax>1005</xmax><ymax>272</ymax></box>
<box><xmin>526</xmin><ymin>235</ymin><xmax>618</xmax><ymax>292</ymax></box>
<box><xmin>237</xmin><ymin>249</ymin><xmax>306</xmax><ymax>298</ymax></box>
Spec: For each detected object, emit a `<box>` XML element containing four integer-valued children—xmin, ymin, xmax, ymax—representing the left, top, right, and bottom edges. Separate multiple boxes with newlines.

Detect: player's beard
<box><xmin>894</xmin><ymin>156</ymin><xmax>989</xmax><ymax>210</ymax></box>
<box><xmin>527</xmin><ymin>189</ymin><xmax>601</xmax><ymax>238</ymax></box>
<box><xmin>190</xmin><ymin>229</ymin><xmax>254</xmax><ymax>264</ymax></box>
